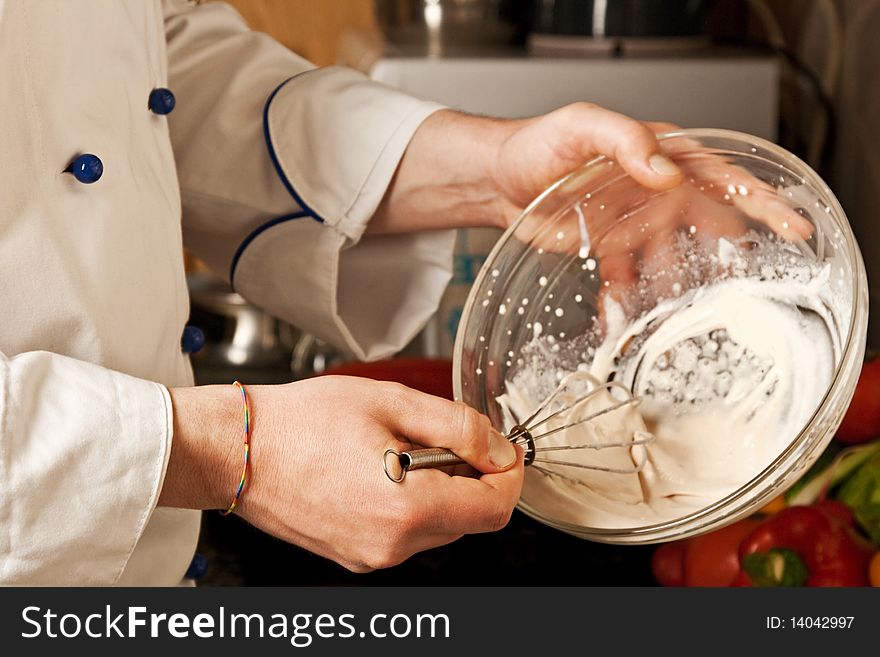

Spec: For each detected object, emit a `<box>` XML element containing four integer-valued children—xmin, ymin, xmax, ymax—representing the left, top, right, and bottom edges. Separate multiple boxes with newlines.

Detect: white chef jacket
<box><xmin>0</xmin><ymin>0</ymin><xmax>455</xmax><ymax>585</ymax></box>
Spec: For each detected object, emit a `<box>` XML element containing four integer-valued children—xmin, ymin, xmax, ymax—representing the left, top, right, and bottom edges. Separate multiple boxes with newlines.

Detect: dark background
<box><xmin>198</xmin><ymin>510</ymin><xmax>655</xmax><ymax>586</ymax></box>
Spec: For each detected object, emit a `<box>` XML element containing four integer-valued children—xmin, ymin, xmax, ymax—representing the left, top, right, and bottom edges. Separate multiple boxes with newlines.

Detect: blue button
<box><xmin>148</xmin><ymin>87</ymin><xmax>176</xmax><ymax>115</ymax></box>
<box><xmin>181</xmin><ymin>325</ymin><xmax>205</xmax><ymax>354</ymax></box>
<box><xmin>185</xmin><ymin>553</ymin><xmax>208</xmax><ymax>580</ymax></box>
<box><xmin>67</xmin><ymin>154</ymin><xmax>103</xmax><ymax>184</ymax></box>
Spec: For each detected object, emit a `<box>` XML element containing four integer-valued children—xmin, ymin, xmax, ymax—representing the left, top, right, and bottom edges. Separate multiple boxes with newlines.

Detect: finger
<box><xmin>640</xmin><ymin>229</ymin><xmax>683</xmax><ymax>300</ymax></box>
<box><xmin>673</xmin><ymin>149</ymin><xmax>814</xmax><ymax>241</ymax></box>
<box><xmin>407</xmin><ymin>453</ymin><xmax>525</xmax><ymax>535</ymax></box>
<box><xmin>448</xmin><ymin>462</ymin><xmax>481</xmax><ymax>478</ymax></box>
<box><xmin>732</xmin><ymin>190</ymin><xmax>814</xmax><ymax>240</ymax></box>
<box><xmin>643</xmin><ymin>120</ymin><xmax>681</xmax><ymax>134</ymax></box>
<box><xmin>697</xmin><ymin>168</ymin><xmax>814</xmax><ymax>240</ymax></box>
<box><xmin>565</xmin><ymin>104</ymin><xmax>684</xmax><ymax>191</ymax></box>
<box><xmin>599</xmin><ymin>249</ymin><xmax>639</xmax><ymax>289</ymax></box>
<box><xmin>591</xmin><ymin>185</ymin><xmax>688</xmax><ymax>266</ymax></box>
<box><xmin>688</xmin><ymin>197</ymin><xmax>750</xmax><ymax>249</ymax></box>
<box><xmin>379</xmin><ymin>384</ymin><xmax>519</xmax><ymax>474</ymax></box>
<box><xmin>626</xmin><ymin>130</ymin><xmax>813</xmax><ymax>241</ymax></box>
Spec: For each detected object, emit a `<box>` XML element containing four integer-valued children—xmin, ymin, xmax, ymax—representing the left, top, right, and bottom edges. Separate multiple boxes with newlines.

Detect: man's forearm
<box><xmin>158</xmin><ymin>386</ymin><xmax>242</xmax><ymax>510</ymax></box>
<box><xmin>368</xmin><ymin>109</ymin><xmax>520</xmax><ymax>234</ymax></box>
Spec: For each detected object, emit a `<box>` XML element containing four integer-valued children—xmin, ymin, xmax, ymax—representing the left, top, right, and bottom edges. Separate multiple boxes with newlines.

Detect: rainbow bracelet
<box><xmin>220</xmin><ymin>380</ymin><xmax>251</xmax><ymax>516</ymax></box>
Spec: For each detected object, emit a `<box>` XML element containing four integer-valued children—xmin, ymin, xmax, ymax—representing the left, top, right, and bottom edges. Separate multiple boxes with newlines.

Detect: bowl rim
<box><xmin>452</xmin><ymin>127</ymin><xmax>869</xmax><ymax>541</ymax></box>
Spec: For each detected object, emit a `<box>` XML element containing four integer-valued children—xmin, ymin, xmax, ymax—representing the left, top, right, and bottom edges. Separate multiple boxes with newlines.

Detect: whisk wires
<box><xmin>506</xmin><ymin>375</ymin><xmax>655</xmax><ymax>475</ymax></box>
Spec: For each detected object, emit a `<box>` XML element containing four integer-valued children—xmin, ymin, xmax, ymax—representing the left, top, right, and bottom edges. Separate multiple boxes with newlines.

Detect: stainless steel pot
<box><xmin>187</xmin><ymin>273</ymin><xmax>351</xmax><ymax>379</ymax></box>
<box><xmin>529</xmin><ymin>0</ymin><xmax>716</xmax><ymax>38</ymax></box>
<box><xmin>187</xmin><ymin>274</ymin><xmax>299</xmax><ymax>370</ymax></box>
<box><xmin>376</xmin><ymin>0</ymin><xmax>529</xmax><ymax>55</ymax></box>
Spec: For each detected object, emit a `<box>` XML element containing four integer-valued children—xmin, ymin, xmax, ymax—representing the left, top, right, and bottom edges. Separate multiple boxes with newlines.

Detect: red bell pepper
<box><xmin>652</xmin><ymin>518</ymin><xmax>760</xmax><ymax>587</ymax></box>
<box><xmin>836</xmin><ymin>356</ymin><xmax>880</xmax><ymax>444</ymax></box>
<box><xmin>652</xmin><ymin>541</ymin><xmax>686</xmax><ymax>587</ymax></box>
<box><xmin>683</xmin><ymin>518</ymin><xmax>762</xmax><ymax>586</ymax></box>
<box><xmin>736</xmin><ymin>505</ymin><xmax>874</xmax><ymax>587</ymax></box>
<box><xmin>812</xmin><ymin>499</ymin><xmax>856</xmax><ymax>528</ymax></box>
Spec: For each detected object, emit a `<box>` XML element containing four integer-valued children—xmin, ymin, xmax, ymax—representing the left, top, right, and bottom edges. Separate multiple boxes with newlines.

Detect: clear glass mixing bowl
<box><xmin>453</xmin><ymin>129</ymin><xmax>868</xmax><ymax>544</ymax></box>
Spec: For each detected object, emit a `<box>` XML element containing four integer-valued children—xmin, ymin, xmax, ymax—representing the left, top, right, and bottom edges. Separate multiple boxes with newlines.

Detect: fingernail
<box><xmin>649</xmin><ymin>153</ymin><xmax>680</xmax><ymax>176</ymax></box>
<box><xmin>488</xmin><ymin>429</ymin><xmax>516</xmax><ymax>469</ymax></box>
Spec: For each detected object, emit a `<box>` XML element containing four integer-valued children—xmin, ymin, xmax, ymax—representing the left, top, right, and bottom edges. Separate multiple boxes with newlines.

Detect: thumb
<box><xmin>381</xmin><ymin>385</ymin><xmax>519</xmax><ymax>473</ymax></box>
<box><xmin>564</xmin><ymin>103</ymin><xmax>683</xmax><ymax>191</ymax></box>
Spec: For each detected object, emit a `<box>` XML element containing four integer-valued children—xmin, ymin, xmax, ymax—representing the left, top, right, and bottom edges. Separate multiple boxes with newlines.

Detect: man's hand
<box><xmin>368</xmin><ymin>104</ymin><xmax>683</xmax><ymax>234</ymax></box>
<box><xmin>161</xmin><ymin>377</ymin><xmax>524</xmax><ymax>572</ymax></box>
<box><xmin>370</xmin><ymin>104</ymin><xmax>813</xmax><ymax>243</ymax></box>
<box><xmin>492</xmin><ymin>104</ymin><xmax>683</xmax><ymax>215</ymax></box>
<box><xmin>370</xmin><ymin>103</ymin><xmax>815</xmax><ymax>323</ymax></box>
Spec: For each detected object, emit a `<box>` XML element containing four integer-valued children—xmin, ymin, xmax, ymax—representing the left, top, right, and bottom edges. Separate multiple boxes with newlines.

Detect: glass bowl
<box><xmin>453</xmin><ymin>129</ymin><xmax>868</xmax><ymax>544</ymax></box>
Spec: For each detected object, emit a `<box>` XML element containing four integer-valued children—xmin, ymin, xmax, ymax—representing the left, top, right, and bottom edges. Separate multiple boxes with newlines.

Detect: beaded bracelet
<box><xmin>220</xmin><ymin>380</ymin><xmax>251</xmax><ymax>516</ymax></box>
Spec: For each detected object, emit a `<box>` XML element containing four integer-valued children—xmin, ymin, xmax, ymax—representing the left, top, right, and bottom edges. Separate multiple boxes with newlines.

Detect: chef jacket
<box><xmin>0</xmin><ymin>0</ymin><xmax>454</xmax><ymax>585</ymax></box>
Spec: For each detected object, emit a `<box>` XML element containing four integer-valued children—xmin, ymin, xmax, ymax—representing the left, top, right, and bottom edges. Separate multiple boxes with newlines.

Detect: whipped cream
<box><xmin>499</xmin><ymin>233</ymin><xmax>844</xmax><ymax>528</ymax></box>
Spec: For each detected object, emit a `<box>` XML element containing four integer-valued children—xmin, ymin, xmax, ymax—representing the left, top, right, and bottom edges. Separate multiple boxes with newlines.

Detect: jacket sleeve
<box><xmin>0</xmin><ymin>351</ymin><xmax>172</xmax><ymax>584</ymax></box>
<box><xmin>163</xmin><ymin>0</ymin><xmax>455</xmax><ymax>361</ymax></box>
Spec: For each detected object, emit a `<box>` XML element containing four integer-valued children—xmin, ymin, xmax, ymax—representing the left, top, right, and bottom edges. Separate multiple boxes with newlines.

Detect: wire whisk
<box><xmin>383</xmin><ymin>373</ymin><xmax>655</xmax><ymax>483</ymax></box>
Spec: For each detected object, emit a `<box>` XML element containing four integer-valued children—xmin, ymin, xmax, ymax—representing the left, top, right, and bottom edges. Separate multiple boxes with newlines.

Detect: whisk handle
<box><xmin>383</xmin><ymin>447</ymin><xmax>465</xmax><ymax>483</ymax></box>
<box><xmin>384</xmin><ymin>427</ymin><xmax>537</xmax><ymax>482</ymax></box>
